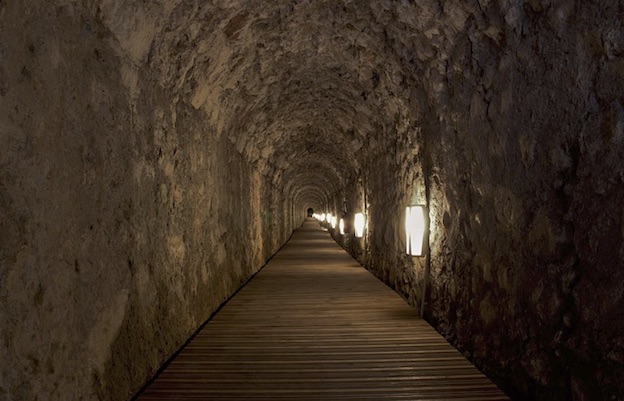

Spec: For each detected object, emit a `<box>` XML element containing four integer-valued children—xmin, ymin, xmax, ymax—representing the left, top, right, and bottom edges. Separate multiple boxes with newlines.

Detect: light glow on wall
<box><xmin>331</xmin><ymin>216</ymin><xmax>337</xmax><ymax>229</ymax></box>
<box><xmin>354</xmin><ymin>213</ymin><xmax>365</xmax><ymax>238</ymax></box>
<box><xmin>320</xmin><ymin>213</ymin><xmax>325</xmax><ymax>222</ymax></box>
<box><xmin>339</xmin><ymin>218</ymin><xmax>345</xmax><ymax>235</ymax></box>
<box><xmin>405</xmin><ymin>206</ymin><xmax>427</xmax><ymax>256</ymax></box>
<box><xmin>326</xmin><ymin>213</ymin><xmax>332</xmax><ymax>223</ymax></box>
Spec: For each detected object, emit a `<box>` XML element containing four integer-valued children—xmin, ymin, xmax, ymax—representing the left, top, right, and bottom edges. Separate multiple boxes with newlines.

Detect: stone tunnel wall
<box><xmin>330</xmin><ymin>2</ymin><xmax>624</xmax><ymax>400</ymax></box>
<box><xmin>0</xmin><ymin>3</ymin><xmax>298</xmax><ymax>401</ymax></box>
<box><xmin>420</xmin><ymin>3</ymin><xmax>624</xmax><ymax>400</ymax></box>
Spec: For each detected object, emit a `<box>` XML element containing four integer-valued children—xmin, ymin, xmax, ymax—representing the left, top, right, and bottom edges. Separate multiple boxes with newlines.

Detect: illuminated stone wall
<box><xmin>326</xmin><ymin>2</ymin><xmax>624</xmax><ymax>399</ymax></box>
<box><xmin>0</xmin><ymin>3</ymin><xmax>297</xmax><ymax>400</ymax></box>
<box><xmin>420</xmin><ymin>3</ymin><xmax>624</xmax><ymax>398</ymax></box>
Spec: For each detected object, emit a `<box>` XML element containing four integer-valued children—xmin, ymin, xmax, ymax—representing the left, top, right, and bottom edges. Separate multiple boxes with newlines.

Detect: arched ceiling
<box><xmin>99</xmin><ymin>0</ymin><xmax>474</xmax><ymax>209</ymax></box>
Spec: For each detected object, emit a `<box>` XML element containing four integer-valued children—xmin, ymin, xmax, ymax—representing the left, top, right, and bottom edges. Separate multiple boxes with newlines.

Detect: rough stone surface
<box><xmin>1</xmin><ymin>1</ymin><xmax>623</xmax><ymax>401</ymax></box>
<box><xmin>0</xmin><ymin>3</ymin><xmax>295</xmax><ymax>401</ymax></box>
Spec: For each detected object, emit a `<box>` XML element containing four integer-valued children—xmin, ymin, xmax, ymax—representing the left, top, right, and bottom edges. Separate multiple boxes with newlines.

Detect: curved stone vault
<box><xmin>1</xmin><ymin>1</ymin><xmax>623</xmax><ymax>401</ymax></box>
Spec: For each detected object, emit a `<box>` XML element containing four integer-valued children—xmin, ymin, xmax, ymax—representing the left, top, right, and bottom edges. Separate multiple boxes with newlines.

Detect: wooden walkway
<box><xmin>136</xmin><ymin>220</ymin><xmax>509</xmax><ymax>400</ymax></box>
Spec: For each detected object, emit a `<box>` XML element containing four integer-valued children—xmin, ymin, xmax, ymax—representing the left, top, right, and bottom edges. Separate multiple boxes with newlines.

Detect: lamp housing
<box><xmin>405</xmin><ymin>205</ymin><xmax>428</xmax><ymax>256</ymax></box>
<box><xmin>354</xmin><ymin>213</ymin><xmax>365</xmax><ymax>238</ymax></box>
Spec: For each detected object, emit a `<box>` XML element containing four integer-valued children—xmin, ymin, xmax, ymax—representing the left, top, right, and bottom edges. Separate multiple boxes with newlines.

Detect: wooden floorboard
<box><xmin>136</xmin><ymin>220</ymin><xmax>509</xmax><ymax>401</ymax></box>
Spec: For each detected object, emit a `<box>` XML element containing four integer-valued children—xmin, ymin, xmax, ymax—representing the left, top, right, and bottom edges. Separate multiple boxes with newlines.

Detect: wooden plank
<box><xmin>135</xmin><ymin>220</ymin><xmax>509</xmax><ymax>401</ymax></box>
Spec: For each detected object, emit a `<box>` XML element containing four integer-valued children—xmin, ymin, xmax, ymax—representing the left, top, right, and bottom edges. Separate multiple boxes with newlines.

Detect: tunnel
<box><xmin>1</xmin><ymin>1</ymin><xmax>623</xmax><ymax>400</ymax></box>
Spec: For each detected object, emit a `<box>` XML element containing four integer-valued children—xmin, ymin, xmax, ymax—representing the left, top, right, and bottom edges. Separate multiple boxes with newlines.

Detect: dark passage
<box><xmin>1</xmin><ymin>2</ymin><xmax>622</xmax><ymax>401</ymax></box>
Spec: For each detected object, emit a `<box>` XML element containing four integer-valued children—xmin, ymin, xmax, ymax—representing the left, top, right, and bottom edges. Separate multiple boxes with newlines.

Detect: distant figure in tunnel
<box><xmin>307</xmin><ymin>208</ymin><xmax>313</xmax><ymax>217</ymax></box>
<box><xmin>342</xmin><ymin>212</ymin><xmax>352</xmax><ymax>234</ymax></box>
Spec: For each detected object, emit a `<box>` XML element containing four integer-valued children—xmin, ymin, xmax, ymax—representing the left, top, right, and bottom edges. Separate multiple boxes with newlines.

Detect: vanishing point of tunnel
<box><xmin>0</xmin><ymin>1</ymin><xmax>623</xmax><ymax>400</ymax></box>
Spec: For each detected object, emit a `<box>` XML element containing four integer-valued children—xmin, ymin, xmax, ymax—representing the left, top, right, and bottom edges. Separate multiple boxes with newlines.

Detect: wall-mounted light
<box><xmin>405</xmin><ymin>205</ymin><xmax>428</xmax><ymax>256</ymax></box>
<box><xmin>339</xmin><ymin>218</ymin><xmax>345</xmax><ymax>235</ymax></box>
<box><xmin>354</xmin><ymin>213</ymin><xmax>365</xmax><ymax>238</ymax></box>
<box><xmin>320</xmin><ymin>213</ymin><xmax>325</xmax><ymax>222</ymax></box>
<box><xmin>331</xmin><ymin>216</ymin><xmax>337</xmax><ymax>229</ymax></box>
<box><xmin>326</xmin><ymin>213</ymin><xmax>332</xmax><ymax>224</ymax></box>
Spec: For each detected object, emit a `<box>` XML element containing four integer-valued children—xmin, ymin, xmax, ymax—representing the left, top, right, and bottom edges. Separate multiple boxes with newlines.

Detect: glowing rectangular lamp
<box><xmin>331</xmin><ymin>216</ymin><xmax>337</xmax><ymax>229</ymax></box>
<box><xmin>320</xmin><ymin>213</ymin><xmax>325</xmax><ymax>222</ymax></box>
<box><xmin>405</xmin><ymin>206</ymin><xmax>427</xmax><ymax>256</ymax></box>
<box><xmin>339</xmin><ymin>218</ymin><xmax>345</xmax><ymax>235</ymax></box>
<box><xmin>354</xmin><ymin>213</ymin><xmax>365</xmax><ymax>238</ymax></box>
